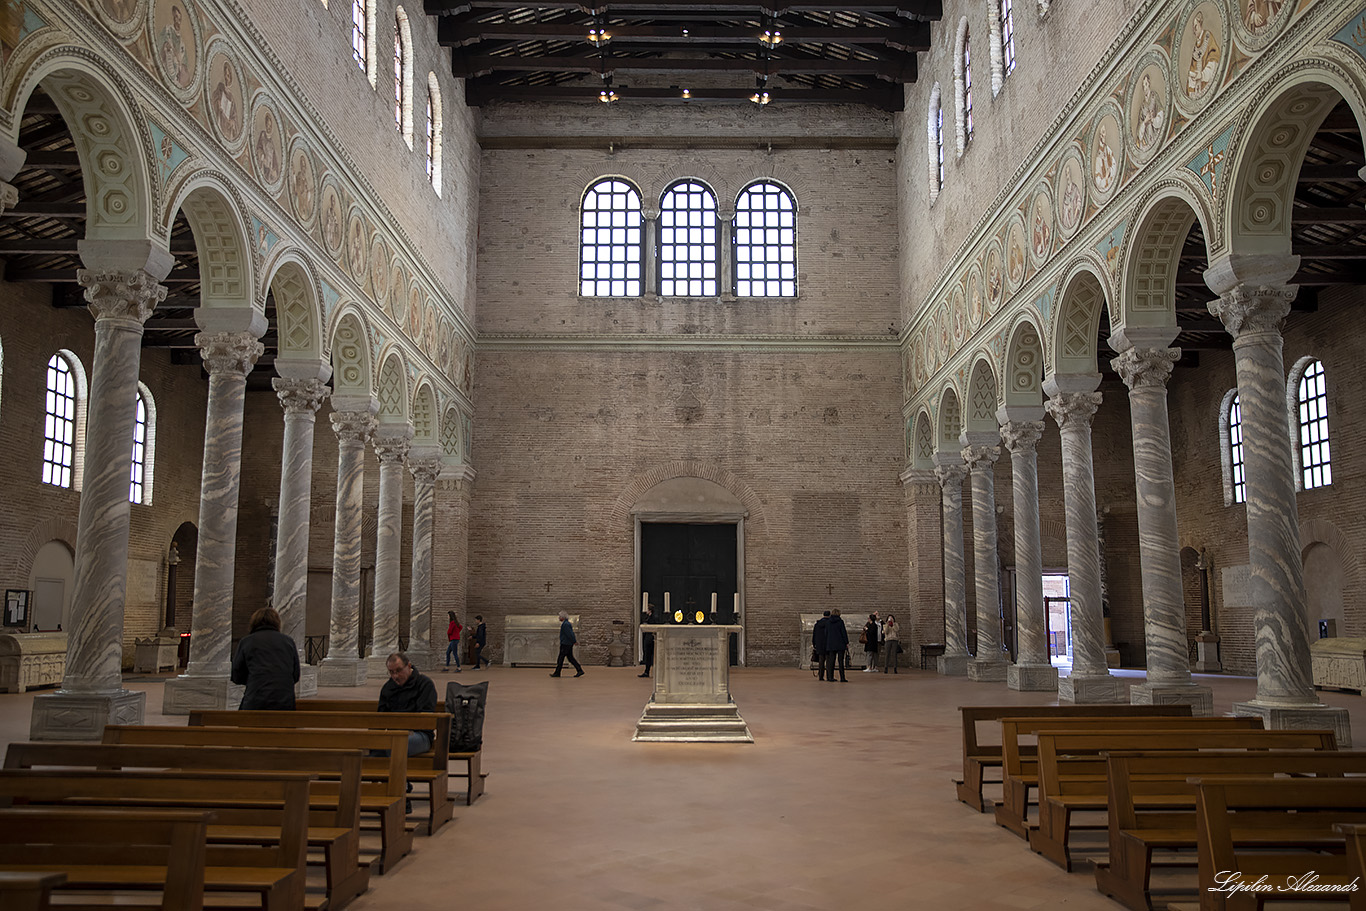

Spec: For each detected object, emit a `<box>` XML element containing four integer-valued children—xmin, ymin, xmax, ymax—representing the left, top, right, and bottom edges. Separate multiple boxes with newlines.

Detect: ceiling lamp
<box><xmin>587</xmin><ymin>26</ymin><xmax>612</xmax><ymax>46</ymax></box>
<box><xmin>681</xmin><ymin>88</ymin><xmax>692</xmax><ymax>99</ymax></box>
<box><xmin>749</xmin><ymin>89</ymin><xmax>771</xmax><ymax>105</ymax></box>
<box><xmin>599</xmin><ymin>87</ymin><xmax>620</xmax><ymax>103</ymax></box>
<box><xmin>759</xmin><ymin>28</ymin><xmax>782</xmax><ymax>47</ymax></box>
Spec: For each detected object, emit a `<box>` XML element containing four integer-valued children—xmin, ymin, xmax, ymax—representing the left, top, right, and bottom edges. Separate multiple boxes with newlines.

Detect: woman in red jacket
<box><xmin>445</xmin><ymin>611</ymin><xmax>463</xmax><ymax>671</ymax></box>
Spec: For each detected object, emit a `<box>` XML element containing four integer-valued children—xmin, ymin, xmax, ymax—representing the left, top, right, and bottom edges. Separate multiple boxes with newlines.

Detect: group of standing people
<box><xmin>811</xmin><ymin>609</ymin><xmax>901</xmax><ymax>682</ymax></box>
<box><xmin>446</xmin><ymin>611</ymin><xmax>489</xmax><ymax>671</ymax></box>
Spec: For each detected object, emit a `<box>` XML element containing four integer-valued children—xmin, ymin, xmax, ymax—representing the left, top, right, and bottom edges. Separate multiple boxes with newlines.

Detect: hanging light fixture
<box><xmin>681</xmin><ymin>87</ymin><xmax>692</xmax><ymax>100</ymax></box>
<box><xmin>587</xmin><ymin>25</ymin><xmax>612</xmax><ymax>46</ymax></box>
<box><xmin>759</xmin><ymin>28</ymin><xmax>782</xmax><ymax>47</ymax></box>
<box><xmin>598</xmin><ymin>73</ymin><xmax>619</xmax><ymax>103</ymax></box>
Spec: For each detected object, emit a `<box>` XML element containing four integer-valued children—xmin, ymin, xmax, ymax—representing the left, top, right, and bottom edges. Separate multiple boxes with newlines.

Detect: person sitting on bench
<box><xmin>378</xmin><ymin>652</ymin><xmax>438</xmax><ymax>755</ymax></box>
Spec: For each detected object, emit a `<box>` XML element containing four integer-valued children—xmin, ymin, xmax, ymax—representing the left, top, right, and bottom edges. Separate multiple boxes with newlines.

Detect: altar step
<box><xmin>632</xmin><ymin>701</ymin><xmax>754</xmax><ymax>743</ymax></box>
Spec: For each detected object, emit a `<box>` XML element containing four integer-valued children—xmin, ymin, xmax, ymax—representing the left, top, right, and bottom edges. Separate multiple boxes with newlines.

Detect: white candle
<box><xmin>734</xmin><ymin>593</ymin><xmax>740</xmax><ymax>615</ymax></box>
<box><xmin>642</xmin><ymin>591</ymin><xmax>648</xmax><ymax>612</ymax></box>
<box><xmin>711</xmin><ymin>593</ymin><xmax>717</xmax><ymax>613</ymax></box>
<box><xmin>664</xmin><ymin>592</ymin><xmax>670</xmax><ymax>612</ymax></box>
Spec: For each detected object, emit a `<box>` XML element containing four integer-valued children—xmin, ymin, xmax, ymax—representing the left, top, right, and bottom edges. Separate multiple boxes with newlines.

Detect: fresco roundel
<box><xmin>1055</xmin><ymin>150</ymin><xmax>1086</xmax><ymax>240</ymax></box>
<box><xmin>966</xmin><ymin>268</ymin><xmax>984</xmax><ymax>332</ymax></box>
<box><xmin>1176</xmin><ymin>1</ymin><xmax>1227</xmax><ymax>114</ymax></box>
<box><xmin>203</xmin><ymin>45</ymin><xmax>245</xmax><ymax>149</ymax></box>
<box><xmin>151</xmin><ymin>0</ymin><xmax>201</xmax><ymax>97</ymax></box>
<box><xmin>985</xmin><ymin>244</ymin><xmax>1004</xmax><ymax>315</ymax></box>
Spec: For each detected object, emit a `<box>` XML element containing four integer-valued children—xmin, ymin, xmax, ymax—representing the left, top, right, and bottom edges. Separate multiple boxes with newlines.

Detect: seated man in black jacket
<box><xmin>377</xmin><ymin>652</ymin><xmax>439</xmax><ymax>755</ymax></box>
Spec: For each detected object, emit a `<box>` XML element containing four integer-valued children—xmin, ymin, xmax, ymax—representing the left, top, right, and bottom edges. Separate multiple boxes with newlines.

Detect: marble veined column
<box><xmin>1044</xmin><ymin>387</ymin><xmax>1128</xmax><ymax>704</ymax></box>
<box><xmin>318</xmin><ymin>407</ymin><xmax>376</xmax><ymax>687</ymax></box>
<box><xmin>163</xmin><ymin>331</ymin><xmax>264</xmax><ymax>713</ymax></box>
<box><xmin>407</xmin><ymin>457</ymin><xmax>442</xmax><ymax>670</ymax></box>
<box><xmin>271</xmin><ymin>376</ymin><xmax>330</xmax><ymax>696</ymax></box>
<box><xmin>1001</xmin><ymin>418</ymin><xmax>1058</xmax><ymax>692</ymax></box>
<box><xmin>1111</xmin><ymin>343</ymin><xmax>1212</xmax><ymax>713</ymax></box>
<box><xmin>934</xmin><ymin>459</ymin><xmax>970</xmax><ymax>676</ymax></box>
<box><xmin>963</xmin><ymin>443</ymin><xmax>1009</xmax><ymax>682</ymax></box>
<box><xmin>366</xmin><ymin>428</ymin><xmax>412</xmax><ymax>677</ymax></box>
<box><xmin>31</xmin><ymin>265</ymin><xmax>168</xmax><ymax>739</ymax></box>
<box><xmin>1207</xmin><ymin>254</ymin><xmax>1350</xmax><ymax>744</ymax></box>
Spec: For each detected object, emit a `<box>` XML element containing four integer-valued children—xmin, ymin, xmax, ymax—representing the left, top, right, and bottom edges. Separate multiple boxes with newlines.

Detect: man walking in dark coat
<box><xmin>231</xmin><ymin>607</ymin><xmax>300</xmax><ymax>710</ymax></box>
<box><xmin>550</xmin><ymin>610</ymin><xmax>584</xmax><ymax>677</ymax></box>
<box><xmin>812</xmin><ymin>610</ymin><xmax>831</xmax><ymax>681</ymax></box>
<box><xmin>826</xmin><ymin>608</ymin><xmax>850</xmax><ymax>682</ymax></box>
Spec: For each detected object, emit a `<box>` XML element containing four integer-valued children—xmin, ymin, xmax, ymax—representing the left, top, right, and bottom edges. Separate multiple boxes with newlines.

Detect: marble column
<box><xmin>962</xmin><ymin>442</ymin><xmax>1009</xmax><ymax>682</ymax></box>
<box><xmin>318</xmin><ymin>404</ymin><xmax>377</xmax><ymax>687</ymax></box>
<box><xmin>1206</xmin><ymin>253</ymin><xmax>1350</xmax><ymax>744</ymax></box>
<box><xmin>270</xmin><ymin>374</ymin><xmax>330</xmax><ymax>698</ymax></box>
<box><xmin>163</xmin><ymin>329</ymin><xmax>265</xmax><ymax>713</ymax></box>
<box><xmin>1043</xmin><ymin>383</ymin><xmax>1128</xmax><ymax>703</ymax></box>
<box><xmin>432</xmin><ymin>465</ymin><xmax>476</xmax><ymax>659</ymax></box>
<box><xmin>407</xmin><ymin>456</ymin><xmax>442</xmax><ymax>670</ymax></box>
<box><xmin>366</xmin><ymin>427</ymin><xmax>412</xmax><ymax>677</ymax></box>
<box><xmin>1000</xmin><ymin>416</ymin><xmax>1058</xmax><ymax>692</ymax></box>
<box><xmin>900</xmin><ymin>467</ymin><xmax>945</xmax><ymax>662</ymax></box>
<box><xmin>1111</xmin><ymin>340</ymin><xmax>1213</xmax><ymax>713</ymax></box>
<box><xmin>0</xmin><ymin>139</ymin><xmax>25</xmax><ymax>215</ymax></box>
<box><xmin>934</xmin><ymin>457</ymin><xmax>970</xmax><ymax>676</ymax></box>
<box><xmin>31</xmin><ymin>255</ymin><xmax>171</xmax><ymax>740</ymax></box>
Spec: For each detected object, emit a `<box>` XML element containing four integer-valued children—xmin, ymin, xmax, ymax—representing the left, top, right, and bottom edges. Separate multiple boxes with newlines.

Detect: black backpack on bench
<box><xmin>444</xmin><ymin>680</ymin><xmax>489</xmax><ymax>752</ymax></box>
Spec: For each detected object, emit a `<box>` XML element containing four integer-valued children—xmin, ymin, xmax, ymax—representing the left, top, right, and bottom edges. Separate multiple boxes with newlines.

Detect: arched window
<box><xmin>927</xmin><ymin>85</ymin><xmax>945</xmax><ymax>202</ymax></box>
<box><xmin>1219</xmin><ymin>389</ymin><xmax>1246</xmax><ymax>506</ymax></box>
<box><xmin>1291</xmin><ymin>357</ymin><xmax>1332</xmax><ymax>490</ymax></box>
<box><xmin>393</xmin><ymin>11</ymin><xmax>411</xmax><ymax>143</ymax></box>
<box><xmin>659</xmin><ymin>180</ymin><xmax>718</xmax><ymax>297</ymax></box>
<box><xmin>425</xmin><ymin>74</ymin><xmax>443</xmax><ymax>195</ymax></box>
<box><xmin>130</xmin><ymin>384</ymin><xmax>156</xmax><ymax>505</ymax></box>
<box><xmin>999</xmin><ymin>0</ymin><xmax>1017</xmax><ymax>77</ymax></box>
<box><xmin>351</xmin><ymin>0</ymin><xmax>373</xmax><ymax>81</ymax></box>
<box><xmin>579</xmin><ymin>178</ymin><xmax>644</xmax><ymax>297</ymax></box>
<box><xmin>42</xmin><ymin>353</ymin><xmax>80</xmax><ymax>489</ymax></box>
<box><xmin>961</xmin><ymin>26</ymin><xmax>974</xmax><ymax>145</ymax></box>
<box><xmin>733</xmin><ymin>181</ymin><xmax>797</xmax><ymax>297</ymax></box>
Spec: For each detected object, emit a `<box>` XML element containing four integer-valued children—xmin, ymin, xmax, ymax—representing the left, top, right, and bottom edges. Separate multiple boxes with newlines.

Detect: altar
<box><xmin>633</xmin><ymin>623</ymin><xmax>752</xmax><ymax>742</ymax></box>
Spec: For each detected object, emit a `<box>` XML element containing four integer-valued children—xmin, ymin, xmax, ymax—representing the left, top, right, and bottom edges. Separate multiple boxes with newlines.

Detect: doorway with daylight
<box><xmin>1043</xmin><ymin>573</ymin><xmax>1072</xmax><ymax>667</ymax></box>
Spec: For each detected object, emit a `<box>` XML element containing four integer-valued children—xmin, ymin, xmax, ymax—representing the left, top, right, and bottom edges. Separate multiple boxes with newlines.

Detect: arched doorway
<box><xmin>27</xmin><ymin>540</ymin><xmax>74</xmax><ymax>632</ymax></box>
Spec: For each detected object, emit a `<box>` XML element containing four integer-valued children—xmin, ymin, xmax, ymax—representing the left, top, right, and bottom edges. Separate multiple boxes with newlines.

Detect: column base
<box><xmin>1193</xmin><ymin>640</ymin><xmax>1222</xmax><ymax>673</ymax></box>
<box><xmin>162</xmin><ymin>675</ymin><xmax>245</xmax><ymax>715</ymax></box>
<box><xmin>407</xmin><ymin>648</ymin><xmax>443</xmax><ymax>674</ymax></box>
<box><xmin>317</xmin><ymin>657</ymin><xmax>368</xmax><ymax>687</ymax></box>
<box><xmin>1130</xmin><ymin>681</ymin><xmax>1214</xmax><ymax>716</ymax></box>
<box><xmin>1058</xmin><ymin>673</ymin><xmax>1130</xmax><ymax>704</ymax></box>
<box><xmin>1233</xmin><ymin>701</ymin><xmax>1353</xmax><ymax>748</ymax></box>
<box><xmin>296</xmin><ymin>664</ymin><xmax>318</xmax><ymax>699</ymax></box>
<box><xmin>30</xmin><ymin>689</ymin><xmax>146</xmax><ymax>741</ymax></box>
<box><xmin>1007</xmin><ymin>663</ymin><xmax>1060</xmax><ymax>692</ymax></box>
<box><xmin>967</xmin><ymin>657</ymin><xmax>1009</xmax><ymax>682</ymax></box>
<box><xmin>365</xmin><ymin>654</ymin><xmax>396</xmax><ymax>678</ymax></box>
<box><xmin>938</xmin><ymin>654</ymin><xmax>970</xmax><ymax>676</ymax></box>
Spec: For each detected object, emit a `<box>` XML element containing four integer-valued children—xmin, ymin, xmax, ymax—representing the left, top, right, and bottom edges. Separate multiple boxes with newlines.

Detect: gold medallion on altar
<box><xmin>674</xmin><ymin>610</ymin><xmax>683</xmax><ymax>623</ymax></box>
<box><xmin>695</xmin><ymin>611</ymin><xmax>705</xmax><ymax>624</ymax></box>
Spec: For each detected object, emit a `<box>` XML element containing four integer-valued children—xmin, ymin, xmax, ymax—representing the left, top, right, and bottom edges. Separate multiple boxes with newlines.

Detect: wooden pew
<box><xmin>1332</xmin><ymin>823</ymin><xmax>1366</xmax><ymax>911</ymax></box>
<box><xmin>955</xmin><ymin>704</ymin><xmax>1192</xmax><ymax>812</ymax></box>
<box><xmin>104</xmin><ymin>725</ymin><xmax>414</xmax><ymax>875</ymax></box>
<box><xmin>0</xmin><ymin>808</ymin><xmax>210</xmax><ymax>911</ymax></box>
<box><xmin>0</xmin><ymin>872</ymin><xmax>66</xmax><ymax>911</ymax></box>
<box><xmin>0</xmin><ymin>769</ymin><xmax>309</xmax><ymax>911</ymax></box>
<box><xmin>295</xmin><ymin>698</ymin><xmax>486</xmax><ymax>806</ymax></box>
<box><xmin>995</xmin><ymin>715</ymin><xmax>1264</xmax><ymax>838</ymax></box>
<box><xmin>1097</xmin><ymin>749</ymin><xmax>1366</xmax><ymax>911</ymax></box>
<box><xmin>1029</xmin><ymin>729</ymin><xmax>1340</xmax><ymax>872</ymax></box>
<box><xmin>5</xmin><ymin>741</ymin><xmax>371</xmax><ymax>910</ymax></box>
<box><xmin>191</xmin><ymin>709</ymin><xmax>458</xmax><ymax>828</ymax></box>
<box><xmin>1195</xmin><ymin>777</ymin><xmax>1366</xmax><ymax>911</ymax></box>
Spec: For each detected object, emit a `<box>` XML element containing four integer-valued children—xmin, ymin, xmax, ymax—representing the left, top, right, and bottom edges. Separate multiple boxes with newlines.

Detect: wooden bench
<box><xmin>1096</xmin><ymin>749</ymin><xmax>1366</xmax><ymax>911</ymax></box>
<box><xmin>0</xmin><ymin>871</ymin><xmax>66</xmax><ymax>911</ymax></box>
<box><xmin>955</xmin><ymin>704</ymin><xmax>1192</xmax><ymax>812</ymax></box>
<box><xmin>1194</xmin><ymin>777</ymin><xmax>1366</xmax><ymax>911</ymax></box>
<box><xmin>0</xmin><ymin>808</ymin><xmax>210</xmax><ymax>911</ymax></box>
<box><xmin>1028</xmin><ymin>728</ymin><xmax>1340</xmax><ymax>872</ymax></box>
<box><xmin>104</xmin><ymin>725</ymin><xmax>414</xmax><ymax>876</ymax></box>
<box><xmin>5</xmin><ymin>741</ymin><xmax>371</xmax><ymax>910</ymax></box>
<box><xmin>191</xmin><ymin>709</ymin><xmax>460</xmax><ymax>828</ymax></box>
<box><xmin>0</xmin><ymin>769</ymin><xmax>310</xmax><ymax>911</ymax></box>
<box><xmin>996</xmin><ymin>715</ymin><xmax>1264</xmax><ymax>838</ymax></box>
<box><xmin>294</xmin><ymin>698</ymin><xmax>487</xmax><ymax>806</ymax></box>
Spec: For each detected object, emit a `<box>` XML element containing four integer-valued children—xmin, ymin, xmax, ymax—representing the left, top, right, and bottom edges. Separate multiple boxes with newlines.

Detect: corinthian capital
<box><xmin>77</xmin><ymin>269</ymin><xmax>167</xmax><ymax>323</ymax></box>
<box><xmin>372</xmin><ymin>429</ymin><xmax>413</xmax><ymax>463</ymax></box>
<box><xmin>331</xmin><ymin>410</ymin><xmax>376</xmax><ymax>443</ymax></box>
<box><xmin>1207</xmin><ymin>283</ymin><xmax>1297</xmax><ymax>339</ymax></box>
<box><xmin>961</xmin><ymin>443</ymin><xmax>1000</xmax><ymax>472</ymax></box>
<box><xmin>196</xmin><ymin>331</ymin><xmax>265</xmax><ymax>376</ymax></box>
<box><xmin>1045</xmin><ymin>391</ymin><xmax>1102</xmax><ymax>429</ymax></box>
<box><xmin>933</xmin><ymin>463</ymin><xmax>967</xmax><ymax>489</ymax></box>
<box><xmin>1111</xmin><ymin>346</ymin><xmax>1179</xmax><ymax>390</ymax></box>
<box><xmin>0</xmin><ymin>182</ymin><xmax>17</xmax><ymax>215</ymax></box>
<box><xmin>408</xmin><ymin>457</ymin><xmax>443</xmax><ymax>486</ymax></box>
<box><xmin>1000</xmin><ymin>420</ymin><xmax>1045</xmax><ymax>454</ymax></box>
<box><xmin>273</xmin><ymin>377</ymin><xmax>331</xmax><ymax>415</ymax></box>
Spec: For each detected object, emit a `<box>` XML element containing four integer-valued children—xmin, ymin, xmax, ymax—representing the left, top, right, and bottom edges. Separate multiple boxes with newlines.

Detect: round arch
<box><xmin>1049</xmin><ymin>260</ymin><xmax>1111</xmax><ymax>381</ymax></box>
<box><xmin>1002</xmin><ymin>315</ymin><xmax>1045</xmax><ymax>409</ymax></box>
<box><xmin>1118</xmin><ymin>189</ymin><xmax>1209</xmax><ymax>334</ymax></box>
<box><xmin>170</xmin><ymin>174</ymin><xmax>255</xmax><ymax>311</ymax></box>
<box><xmin>375</xmin><ymin>349</ymin><xmax>410</xmax><ymax>421</ymax></box>
<box><xmin>936</xmin><ymin>385</ymin><xmax>963</xmax><ymax>451</ymax></box>
<box><xmin>265</xmin><ymin>253</ymin><xmax>325</xmax><ymax>362</ymax></box>
<box><xmin>963</xmin><ymin>355</ymin><xmax>1000</xmax><ymax>435</ymax></box>
<box><xmin>329</xmin><ymin>309</ymin><xmax>374</xmax><ymax>398</ymax></box>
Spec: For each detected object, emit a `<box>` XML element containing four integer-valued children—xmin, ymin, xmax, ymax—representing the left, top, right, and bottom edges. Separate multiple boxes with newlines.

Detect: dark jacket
<box><xmin>231</xmin><ymin>628</ymin><xmax>300</xmax><ymax>711</ymax></box>
<box><xmin>560</xmin><ymin>618</ymin><xmax>577</xmax><ymax>646</ymax></box>
<box><xmin>864</xmin><ymin>619</ymin><xmax>880</xmax><ymax>652</ymax></box>
<box><xmin>474</xmin><ymin>622</ymin><xmax>487</xmax><ymax>647</ymax></box>
<box><xmin>812</xmin><ymin>616</ymin><xmax>830</xmax><ymax>653</ymax></box>
<box><xmin>826</xmin><ymin>616</ymin><xmax>850</xmax><ymax>652</ymax></box>
<box><xmin>377</xmin><ymin>666</ymin><xmax>439</xmax><ymax>737</ymax></box>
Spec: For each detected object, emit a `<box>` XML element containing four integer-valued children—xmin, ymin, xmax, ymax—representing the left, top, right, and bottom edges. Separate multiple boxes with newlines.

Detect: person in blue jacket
<box><xmin>550</xmin><ymin>611</ymin><xmax>584</xmax><ymax>677</ymax></box>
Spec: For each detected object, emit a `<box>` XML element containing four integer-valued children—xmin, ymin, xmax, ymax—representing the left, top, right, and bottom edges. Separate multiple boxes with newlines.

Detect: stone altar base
<box><xmin>318</xmin><ymin>657</ymin><xmax>368</xmax><ymax>687</ymax></box>
<box><xmin>938</xmin><ymin>654</ymin><xmax>969</xmax><ymax>676</ymax></box>
<box><xmin>634</xmin><ymin>624</ymin><xmax>751</xmax><ymax>743</ymax></box>
<box><xmin>162</xmin><ymin>675</ymin><xmax>245</xmax><ymax>714</ymax></box>
<box><xmin>968</xmin><ymin>657</ymin><xmax>1008</xmax><ymax>682</ymax></box>
<box><xmin>1058</xmin><ymin>673</ymin><xmax>1130</xmax><ymax>704</ymax></box>
<box><xmin>1233</xmin><ymin>701</ymin><xmax>1353</xmax><ymax>749</ymax></box>
<box><xmin>1130</xmin><ymin>682</ymin><xmax>1214</xmax><ymax>716</ymax></box>
<box><xmin>31</xmin><ymin>688</ymin><xmax>146</xmax><ymax>740</ymax></box>
<box><xmin>1007</xmin><ymin>662</ymin><xmax>1059</xmax><ymax>692</ymax></box>
<box><xmin>296</xmin><ymin>664</ymin><xmax>318</xmax><ymax>699</ymax></box>
<box><xmin>365</xmin><ymin>654</ymin><xmax>394</xmax><ymax>678</ymax></box>
<box><xmin>1193</xmin><ymin>638</ymin><xmax>1222</xmax><ymax>673</ymax></box>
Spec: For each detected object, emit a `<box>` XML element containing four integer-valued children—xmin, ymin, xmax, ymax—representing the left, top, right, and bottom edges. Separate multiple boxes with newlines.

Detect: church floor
<box><xmin>3</xmin><ymin>665</ymin><xmax>1365</xmax><ymax>911</ymax></box>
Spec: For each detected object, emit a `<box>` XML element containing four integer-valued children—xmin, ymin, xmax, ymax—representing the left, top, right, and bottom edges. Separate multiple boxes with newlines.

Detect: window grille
<box><xmin>42</xmin><ymin>354</ymin><xmax>76</xmax><ymax>489</ymax></box>
<box><xmin>659</xmin><ymin>181</ymin><xmax>718</xmax><ymax>297</ymax></box>
<box><xmin>580</xmin><ymin>179</ymin><xmax>643</xmax><ymax>297</ymax></box>
<box><xmin>733</xmin><ymin>181</ymin><xmax>797</xmax><ymax>297</ymax></box>
<box><xmin>1298</xmin><ymin>359</ymin><xmax>1332</xmax><ymax>489</ymax></box>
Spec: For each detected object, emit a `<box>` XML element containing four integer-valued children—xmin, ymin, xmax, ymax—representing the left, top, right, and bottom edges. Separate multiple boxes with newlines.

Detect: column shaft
<box><xmin>369</xmin><ymin>431</ymin><xmax>411</xmax><ymax>668</ymax></box>
<box><xmin>319</xmin><ymin>410</ymin><xmax>374</xmax><ymax>686</ymax></box>
<box><xmin>408</xmin><ymin>459</ymin><xmax>441</xmax><ymax>665</ymax></box>
<box><xmin>1002</xmin><ymin>420</ymin><xmax>1057</xmax><ymax>691</ymax></box>
<box><xmin>935</xmin><ymin>462</ymin><xmax>969</xmax><ymax>675</ymax></box>
<box><xmin>272</xmin><ymin>378</ymin><xmax>329</xmax><ymax>651</ymax></box>
<box><xmin>964</xmin><ymin>444</ymin><xmax>1008</xmax><ymax>681</ymax></box>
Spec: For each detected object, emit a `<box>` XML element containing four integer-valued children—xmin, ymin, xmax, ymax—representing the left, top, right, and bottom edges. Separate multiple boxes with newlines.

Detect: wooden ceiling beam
<box><xmin>452</xmin><ymin>50</ymin><xmax>915</xmax><ymax>77</ymax></box>
<box><xmin>464</xmin><ymin>78</ymin><xmax>902</xmax><ymax>107</ymax></box>
<box><xmin>441</xmin><ymin>19</ymin><xmax>929</xmax><ymax>48</ymax></box>
<box><xmin>431</xmin><ymin>0</ymin><xmax>940</xmax><ymax>17</ymax></box>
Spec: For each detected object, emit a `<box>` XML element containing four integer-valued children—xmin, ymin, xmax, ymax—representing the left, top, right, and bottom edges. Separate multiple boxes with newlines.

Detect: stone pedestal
<box><xmin>162</xmin><ymin>676</ymin><xmax>244</xmax><ymax>714</ymax></box>
<box><xmin>296</xmin><ymin>664</ymin><xmax>318</xmax><ymax>698</ymax></box>
<box><xmin>318</xmin><ymin>657</ymin><xmax>368</xmax><ymax>687</ymax></box>
<box><xmin>1058</xmin><ymin>674</ymin><xmax>1130</xmax><ymax>704</ymax></box>
<box><xmin>1310</xmin><ymin>638</ymin><xmax>1366</xmax><ymax>692</ymax></box>
<box><xmin>132</xmin><ymin>633</ymin><xmax>178</xmax><ymax>673</ymax></box>
<box><xmin>366</xmin><ymin>654</ymin><xmax>394</xmax><ymax>678</ymax></box>
<box><xmin>1130</xmin><ymin>682</ymin><xmax>1214</xmax><ymax>715</ymax></box>
<box><xmin>31</xmin><ymin>689</ymin><xmax>146</xmax><ymax>741</ymax></box>
<box><xmin>938</xmin><ymin>654</ymin><xmax>970</xmax><ymax>676</ymax></box>
<box><xmin>0</xmin><ymin>633</ymin><xmax>67</xmax><ymax>693</ymax></box>
<box><xmin>634</xmin><ymin>624</ymin><xmax>751</xmax><ymax>742</ymax></box>
<box><xmin>968</xmin><ymin>657</ymin><xmax>1009</xmax><ymax>682</ymax></box>
<box><xmin>504</xmin><ymin>615</ymin><xmax>579</xmax><ymax>666</ymax></box>
<box><xmin>1233</xmin><ymin>701</ymin><xmax>1352</xmax><ymax>748</ymax></box>
<box><xmin>1194</xmin><ymin>632</ymin><xmax>1222</xmax><ymax>673</ymax></box>
<box><xmin>1007</xmin><ymin>663</ymin><xmax>1060</xmax><ymax>691</ymax></box>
